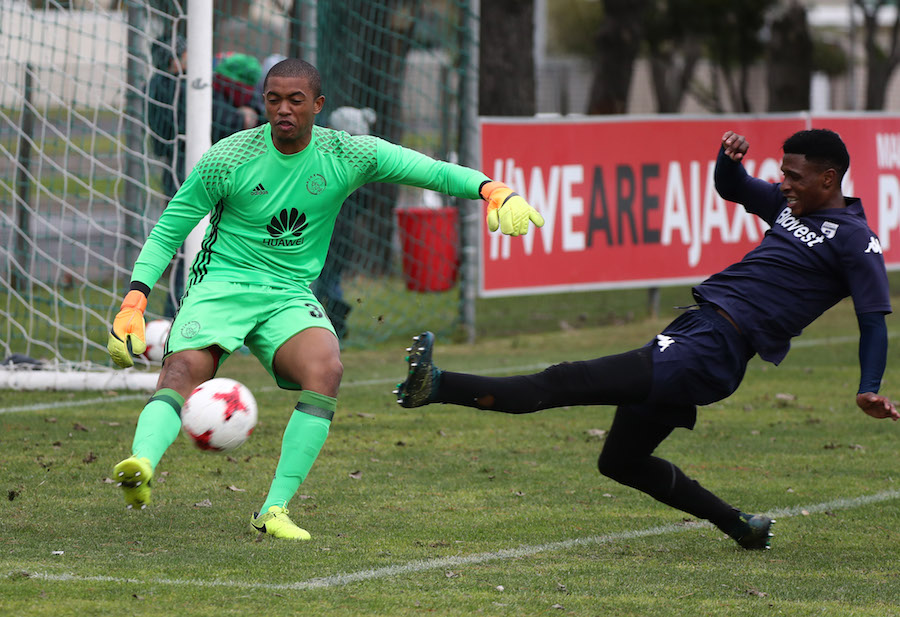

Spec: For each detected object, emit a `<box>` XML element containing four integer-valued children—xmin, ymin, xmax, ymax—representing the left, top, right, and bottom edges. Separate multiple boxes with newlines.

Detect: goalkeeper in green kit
<box><xmin>107</xmin><ymin>58</ymin><xmax>544</xmax><ymax>540</ymax></box>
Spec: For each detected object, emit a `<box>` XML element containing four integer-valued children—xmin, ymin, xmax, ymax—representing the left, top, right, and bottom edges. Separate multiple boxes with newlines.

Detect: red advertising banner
<box><xmin>479</xmin><ymin>114</ymin><xmax>900</xmax><ymax>297</ymax></box>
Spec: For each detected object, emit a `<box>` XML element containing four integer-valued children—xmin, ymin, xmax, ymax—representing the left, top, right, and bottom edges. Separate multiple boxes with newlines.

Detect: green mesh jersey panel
<box><xmin>314</xmin><ymin>127</ymin><xmax>378</xmax><ymax>176</ymax></box>
<box><xmin>131</xmin><ymin>123</ymin><xmax>489</xmax><ymax>291</ymax></box>
<box><xmin>193</xmin><ymin>126</ymin><xmax>269</xmax><ymax>198</ymax></box>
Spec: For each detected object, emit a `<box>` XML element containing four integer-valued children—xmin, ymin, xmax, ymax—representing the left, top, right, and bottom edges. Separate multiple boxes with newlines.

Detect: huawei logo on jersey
<box><xmin>264</xmin><ymin>208</ymin><xmax>308</xmax><ymax>247</ymax></box>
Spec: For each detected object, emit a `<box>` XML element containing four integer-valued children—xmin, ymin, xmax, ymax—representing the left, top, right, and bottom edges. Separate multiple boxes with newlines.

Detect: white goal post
<box><xmin>0</xmin><ymin>1</ymin><xmax>214</xmax><ymax>390</ymax></box>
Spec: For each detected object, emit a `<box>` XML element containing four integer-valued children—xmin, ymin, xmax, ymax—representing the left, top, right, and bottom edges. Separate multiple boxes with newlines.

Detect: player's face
<box><xmin>780</xmin><ymin>153</ymin><xmax>833</xmax><ymax>217</ymax></box>
<box><xmin>264</xmin><ymin>75</ymin><xmax>324</xmax><ymax>154</ymax></box>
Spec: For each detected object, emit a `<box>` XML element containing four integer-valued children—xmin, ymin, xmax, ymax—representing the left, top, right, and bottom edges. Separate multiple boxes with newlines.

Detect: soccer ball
<box><xmin>181</xmin><ymin>378</ymin><xmax>258</xmax><ymax>452</ymax></box>
<box><xmin>143</xmin><ymin>319</ymin><xmax>172</xmax><ymax>362</ymax></box>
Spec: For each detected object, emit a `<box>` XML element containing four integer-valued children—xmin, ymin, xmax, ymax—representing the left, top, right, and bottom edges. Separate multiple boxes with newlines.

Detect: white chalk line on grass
<box><xmin>5</xmin><ymin>326</ymin><xmax>899</xmax><ymax>417</ymax></box>
<box><xmin>16</xmin><ymin>488</ymin><xmax>900</xmax><ymax>592</ymax></box>
<box><xmin>0</xmin><ymin>393</ymin><xmax>150</xmax><ymax>415</ymax></box>
<box><xmin>791</xmin><ymin>332</ymin><xmax>898</xmax><ymax>348</ymax></box>
<box><xmin>0</xmin><ymin>362</ymin><xmax>553</xmax><ymax>415</ymax></box>
<box><xmin>5</xmin><ymin>327</ymin><xmax>897</xmax><ymax>417</ymax></box>
<box><xmin>4</xmin><ymin>327</ymin><xmax>899</xmax><ymax>416</ymax></box>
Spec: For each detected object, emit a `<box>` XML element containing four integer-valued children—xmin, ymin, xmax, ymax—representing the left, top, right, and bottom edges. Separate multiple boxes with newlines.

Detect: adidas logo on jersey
<box><xmin>251</xmin><ymin>183</ymin><xmax>269</xmax><ymax>195</ymax></box>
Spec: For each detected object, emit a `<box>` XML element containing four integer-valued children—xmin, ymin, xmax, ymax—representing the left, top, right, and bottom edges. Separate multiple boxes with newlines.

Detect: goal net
<box><xmin>0</xmin><ymin>0</ymin><xmax>477</xmax><ymax>390</ymax></box>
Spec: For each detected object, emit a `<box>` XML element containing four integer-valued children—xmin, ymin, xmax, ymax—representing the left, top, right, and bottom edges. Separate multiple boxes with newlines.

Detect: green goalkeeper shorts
<box><xmin>167</xmin><ymin>281</ymin><xmax>335</xmax><ymax>388</ymax></box>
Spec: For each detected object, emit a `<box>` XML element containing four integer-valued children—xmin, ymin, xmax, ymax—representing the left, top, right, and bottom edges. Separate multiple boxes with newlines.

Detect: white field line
<box><xmin>0</xmin><ymin>363</ymin><xmax>551</xmax><ymax>415</ymax></box>
<box><xmin>790</xmin><ymin>330</ymin><xmax>900</xmax><ymax>348</ymax></box>
<box><xmin>0</xmin><ymin>393</ymin><xmax>150</xmax><ymax>415</ymax></box>
<box><xmin>3</xmin><ymin>327</ymin><xmax>897</xmax><ymax>416</ymax></box>
<box><xmin>4</xmin><ymin>325</ymin><xmax>898</xmax><ymax>416</ymax></box>
<box><xmin>16</xmin><ymin>489</ymin><xmax>900</xmax><ymax>592</ymax></box>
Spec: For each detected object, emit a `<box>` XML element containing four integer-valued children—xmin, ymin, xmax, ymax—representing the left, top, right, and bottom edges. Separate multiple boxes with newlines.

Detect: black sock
<box><xmin>600</xmin><ymin>454</ymin><xmax>743</xmax><ymax>528</ymax></box>
<box><xmin>598</xmin><ymin>406</ymin><xmax>744</xmax><ymax>531</ymax></box>
<box><xmin>435</xmin><ymin>348</ymin><xmax>652</xmax><ymax>413</ymax></box>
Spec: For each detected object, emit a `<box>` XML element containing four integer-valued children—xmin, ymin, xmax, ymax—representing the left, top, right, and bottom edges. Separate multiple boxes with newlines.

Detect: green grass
<box><xmin>2</xmin><ymin>299</ymin><xmax>900</xmax><ymax>616</ymax></box>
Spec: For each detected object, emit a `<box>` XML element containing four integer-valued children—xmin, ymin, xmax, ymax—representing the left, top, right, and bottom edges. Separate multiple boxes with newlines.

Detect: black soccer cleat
<box><xmin>394</xmin><ymin>331</ymin><xmax>440</xmax><ymax>408</ymax></box>
<box><xmin>735</xmin><ymin>514</ymin><xmax>775</xmax><ymax>550</ymax></box>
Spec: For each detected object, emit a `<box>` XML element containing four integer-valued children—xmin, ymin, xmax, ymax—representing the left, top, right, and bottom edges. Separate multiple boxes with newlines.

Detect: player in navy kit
<box><xmin>396</xmin><ymin>128</ymin><xmax>897</xmax><ymax>550</ymax></box>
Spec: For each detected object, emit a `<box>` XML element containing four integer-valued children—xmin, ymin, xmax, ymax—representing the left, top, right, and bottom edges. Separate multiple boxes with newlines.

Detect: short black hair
<box><xmin>782</xmin><ymin>129</ymin><xmax>850</xmax><ymax>180</ymax></box>
<box><xmin>263</xmin><ymin>58</ymin><xmax>322</xmax><ymax>98</ymax></box>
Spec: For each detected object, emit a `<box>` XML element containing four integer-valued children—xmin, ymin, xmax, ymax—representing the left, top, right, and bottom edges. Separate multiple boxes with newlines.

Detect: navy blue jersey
<box><xmin>693</xmin><ymin>148</ymin><xmax>891</xmax><ymax>365</ymax></box>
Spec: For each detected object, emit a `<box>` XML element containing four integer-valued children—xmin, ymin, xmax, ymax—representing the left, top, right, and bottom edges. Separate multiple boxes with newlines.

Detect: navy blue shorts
<box><xmin>623</xmin><ymin>304</ymin><xmax>755</xmax><ymax>429</ymax></box>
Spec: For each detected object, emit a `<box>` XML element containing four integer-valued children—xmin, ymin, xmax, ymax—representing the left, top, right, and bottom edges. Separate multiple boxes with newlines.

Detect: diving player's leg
<box><xmin>597</xmin><ymin>406</ymin><xmax>773</xmax><ymax>549</ymax></box>
<box><xmin>396</xmin><ymin>331</ymin><xmax>653</xmax><ymax>412</ymax></box>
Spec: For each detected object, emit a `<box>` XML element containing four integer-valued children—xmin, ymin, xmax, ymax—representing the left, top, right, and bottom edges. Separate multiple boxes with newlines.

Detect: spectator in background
<box><xmin>146</xmin><ymin>45</ymin><xmax>263</xmax><ymax>318</ymax></box>
<box><xmin>315</xmin><ymin>106</ymin><xmax>378</xmax><ymax>341</ymax></box>
<box><xmin>148</xmin><ymin>46</ymin><xmax>263</xmax><ymax>200</ymax></box>
<box><xmin>211</xmin><ymin>52</ymin><xmax>264</xmax><ymax>136</ymax></box>
<box><xmin>147</xmin><ymin>35</ymin><xmax>189</xmax><ymax>319</ymax></box>
<box><xmin>148</xmin><ymin>34</ymin><xmax>188</xmax><ymax>200</ymax></box>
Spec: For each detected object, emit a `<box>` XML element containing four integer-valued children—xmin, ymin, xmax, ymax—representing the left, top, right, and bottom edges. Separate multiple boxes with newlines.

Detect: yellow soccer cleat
<box><xmin>113</xmin><ymin>456</ymin><xmax>153</xmax><ymax>510</ymax></box>
<box><xmin>250</xmin><ymin>505</ymin><xmax>311</xmax><ymax>541</ymax></box>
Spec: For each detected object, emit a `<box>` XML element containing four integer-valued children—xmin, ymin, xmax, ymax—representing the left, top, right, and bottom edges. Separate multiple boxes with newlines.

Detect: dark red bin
<box><xmin>397</xmin><ymin>207</ymin><xmax>458</xmax><ymax>292</ymax></box>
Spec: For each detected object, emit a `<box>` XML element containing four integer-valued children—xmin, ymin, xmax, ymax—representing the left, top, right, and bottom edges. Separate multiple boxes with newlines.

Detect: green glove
<box><xmin>480</xmin><ymin>181</ymin><xmax>545</xmax><ymax>236</ymax></box>
<box><xmin>107</xmin><ymin>289</ymin><xmax>148</xmax><ymax>368</ymax></box>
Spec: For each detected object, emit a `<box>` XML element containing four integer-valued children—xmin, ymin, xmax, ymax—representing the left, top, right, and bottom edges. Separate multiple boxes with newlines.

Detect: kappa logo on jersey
<box><xmin>774</xmin><ymin>208</ymin><xmax>827</xmax><ymax>248</ymax></box>
<box><xmin>865</xmin><ymin>236</ymin><xmax>883</xmax><ymax>254</ymax></box>
<box><xmin>251</xmin><ymin>183</ymin><xmax>268</xmax><ymax>195</ymax></box>
<box><xmin>656</xmin><ymin>334</ymin><xmax>675</xmax><ymax>352</ymax></box>
<box><xmin>264</xmin><ymin>208</ymin><xmax>308</xmax><ymax>247</ymax></box>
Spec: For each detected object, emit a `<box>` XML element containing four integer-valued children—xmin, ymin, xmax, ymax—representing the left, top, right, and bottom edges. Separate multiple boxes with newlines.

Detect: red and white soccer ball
<box><xmin>142</xmin><ymin>319</ymin><xmax>172</xmax><ymax>362</ymax></box>
<box><xmin>181</xmin><ymin>378</ymin><xmax>258</xmax><ymax>452</ymax></box>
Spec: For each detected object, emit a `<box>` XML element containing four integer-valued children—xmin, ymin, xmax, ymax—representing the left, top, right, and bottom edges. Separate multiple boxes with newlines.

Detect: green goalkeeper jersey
<box><xmin>132</xmin><ymin>123</ymin><xmax>489</xmax><ymax>290</ymax></box>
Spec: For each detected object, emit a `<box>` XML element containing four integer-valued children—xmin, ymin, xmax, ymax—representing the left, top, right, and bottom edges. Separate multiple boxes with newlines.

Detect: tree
<box><xmin>698</xmin><ymin>0</ymin><xmax>776</xmax><ymax>113</ymax></box>
<box><xmin>587</xmin><ymin>0</ymin><xmax>649</xmax><ymax>114</ymax></box>
<box><xmin>643</xmin><ymin>0</ymin><xmax>712</xmax><ymax>113</ymax></box>
<box><xmin>766</xmin><ymin>1</ymin><xmax>812</xmax><ymax>112</ymax></box>
<box><xmin>584</xmin><ymin>0</ymin><xmax>775</xmax><ymax>114</ymax></box>
<box><xmin>856</xmin><ymin>0</ymin><xmax>900</xmax><ymax>110</ymax></box>
<box><xmin>479</xmin><ymin>0</ymin><xmax>535</xmax><ymax>116</ymax></box>
<box><xmin>547</xmin><ymin>0</ymin><xmax>605</xmax><ymax>57</ymax></box>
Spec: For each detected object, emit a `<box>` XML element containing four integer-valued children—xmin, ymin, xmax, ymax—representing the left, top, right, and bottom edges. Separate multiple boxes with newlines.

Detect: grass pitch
<box><xmin>2</xmin><ymin>299</ymin><xmax>900</xmax><ymax>616</ymax></box>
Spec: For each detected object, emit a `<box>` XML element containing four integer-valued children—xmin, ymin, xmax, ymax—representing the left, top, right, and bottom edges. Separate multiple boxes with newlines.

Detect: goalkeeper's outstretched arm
<box><xmin>365</xmin><ymin>140</ymin><xmax>544</xmax><ymax>237</ymax></box>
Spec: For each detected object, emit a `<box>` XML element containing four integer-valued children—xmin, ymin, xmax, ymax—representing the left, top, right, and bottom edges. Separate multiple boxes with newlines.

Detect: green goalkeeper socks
<box><xmin>260</xmin><ymin>391</ymin><xmax>335</xmax><ymax>512</ymax></box>
<box><xmin>131</xmin><ymin>388</ymin><xmax>185</xmax><ymax>470</ymax></box>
